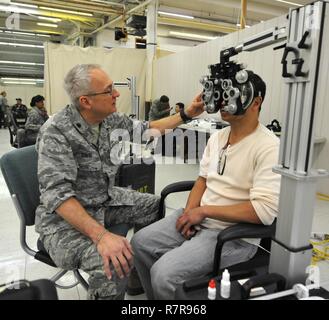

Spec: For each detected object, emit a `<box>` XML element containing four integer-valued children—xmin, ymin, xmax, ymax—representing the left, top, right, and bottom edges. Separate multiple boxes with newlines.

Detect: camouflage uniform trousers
<box><xmin>41</xmin><ymin>190</ymin><xmax>160</xmax><ymax>300</ymax></box>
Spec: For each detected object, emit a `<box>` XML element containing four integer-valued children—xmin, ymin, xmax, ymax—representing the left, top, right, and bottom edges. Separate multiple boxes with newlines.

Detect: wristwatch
<box><xmin>179</xmin><ymin>108</ymin><xmax>193</xmax><ymax>123</ymax></box>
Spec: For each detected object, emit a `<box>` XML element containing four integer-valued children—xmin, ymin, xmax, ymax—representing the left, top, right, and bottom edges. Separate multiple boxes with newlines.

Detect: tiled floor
<box><xmin>0</xmin><ymin>128</ymin><xmax>328</xmax><ymax>299</ymax></box>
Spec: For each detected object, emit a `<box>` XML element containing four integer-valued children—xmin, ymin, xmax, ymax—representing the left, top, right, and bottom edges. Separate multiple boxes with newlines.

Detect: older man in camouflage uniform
<box><xmin>35</xmin><ymin>64</ymin><xmax>204</xmax><ymax>300</ymax></box>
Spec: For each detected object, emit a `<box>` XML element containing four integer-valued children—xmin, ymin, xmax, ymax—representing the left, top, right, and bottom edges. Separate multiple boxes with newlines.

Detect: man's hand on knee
<box><xmin>176</xmin><ymin>207</ymin><xmax>205</xmax><ymax>239</ymax></box>
<box><xmin>97</xmin><ymin>232</ymin><xmax>134</xmax><ymax>280</ymax></box>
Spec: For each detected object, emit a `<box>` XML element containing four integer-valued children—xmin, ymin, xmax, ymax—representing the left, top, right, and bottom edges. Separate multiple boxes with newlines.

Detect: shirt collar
<box><xmin>69</xmin><ymin>104</ymin><xmax>110</xmax><ymax>148</ymax></box>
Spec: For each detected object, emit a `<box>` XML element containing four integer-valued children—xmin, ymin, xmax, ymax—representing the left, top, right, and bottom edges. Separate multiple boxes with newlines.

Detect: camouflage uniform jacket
<box><xmin>35</xmin><ymin>104</ymin><xmax>149</xmax><ymax>236</ymax></box>
<box><xmin>25</xmin><ymin>107</ymin><xmax>49</xmax><ymax>133</ymax></box>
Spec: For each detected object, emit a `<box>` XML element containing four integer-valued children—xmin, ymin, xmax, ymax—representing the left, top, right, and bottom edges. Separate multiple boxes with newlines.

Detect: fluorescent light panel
<box><xmin>2</xmin><ymin>29</ymin><xmax>51</xmax><ymax>37</ymax></box>
<box><xmin>158</xmin><ymin>11</ymin><xmax>194</xmax><ymax>20</ymax></box>
<box><xmin>1</xmin><ymin>77</ymin><xmax>44</xmax><ymax>81</ymax></box>
<box><xmin>37</xmin><ymin>22</ymin><xmax>58</xmax><ymax>28</ymax></box>
<box><xmin>0</xmin><ymin>4</ymin><xmax>38</xmax><ymax>14</ymax></box>
<box><xmin>275</xmin><ymin>0</ymin><xmax>303</xmax><ymax>6</ymax></box>
<box><xmin>11</xmin><ymin>2</ymin><xmax>38</xmax><ymax>8</ymax></box>
<box><xmin>38</xmin><ymin>16</ymin><xmax>61</xmax><ymax>23</ymax></box>
<box><xmin>0</xmin><ymin>60</ymin><xmax>44</xmax><ymax>65</ymax></box>
<box><xmin>169</xmin><ymin>31</ymin><xmax>216</xmax><ymax>41</ymax></box>
<box><xmin>3</xmin><ymin>81</ymin><xmax>37</xmax><ymax>85</ymax></box>
<box><xmin>39</xmin><ymin>6</ymin><xmax>93</xmax><ymax>17</ymax></box>
<box><xmin>0</xmin><ymin>41</ymin><xmax>43</xmax><ymax>48</ymax></box>
<box><xmin>5</xmin><ymin>30</ymin><xmax>31</xmax><ymax>35</ymax></box>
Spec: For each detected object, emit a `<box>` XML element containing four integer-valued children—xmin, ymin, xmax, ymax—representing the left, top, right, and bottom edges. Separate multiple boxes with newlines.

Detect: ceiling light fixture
<box><xmin>39</xmin><ymin>6</ymin><xmax>93</xmax><ymax>17</ymax></box>
<box><xmin>1</xmin><ymin>29</ymin><xmax>51</xmax><ymax>37</ymax></box>
<box><xmin>0</xmin><ymin>4</ymin><xmax>38</xmax><ymax>14</ymax></box>
<box><xmin>37</xmin><ymin>34</ymin><xmax>51</xmax><ymax>37</ymax></box>
<box><xmin>169</xmin><ymin>31</ymin><xmax>217</xmax><ymax>41</ymax></box>
<box><xmin>275</xmin><ymin>0</ymin><xmax>303</xmax><ymax>7</ymax></box>
<box><xmin>2</xmin><ymin>81</ymin><xmax>37</xmax><ymax>85</ymax></box>
<box><xmin>37</xmin><ymin>22</ymin><xmax>58</xmax><ymax>28</ymax></box>
<box><xmin>1</xmin><ymin>77</ymin><xmax>44</xmax><ymax>81</ymax></box>
<box><xmin>0</xmin><ymin>41</ymin><xmax>44</xmax><ymax>48</ymax></box>
<box><xmin>11</xmin><ymin>2</ymin><xmax>38</xmax><ymax>9</ymax></box>
<box><xmin>158</xmin><ymin>11</ymin><xmax>194</xmax><ymax>20</ymax></box>
<box><xmin>0</xmin><ymin>60</ymin><xmax>44</xmax><ymax>66</ymax></box>
<box><xmin>37</xmin><ymin>16</ymin><xmax>61</xmax><ymax>23</ymax></box>
<box><xmin>5</xmin><ymin>30</ymin><xmax>32</xmax><ymax>35</ymax></box>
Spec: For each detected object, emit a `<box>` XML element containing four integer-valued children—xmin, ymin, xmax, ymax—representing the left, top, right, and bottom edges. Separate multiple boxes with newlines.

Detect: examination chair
<box><xmin>157</xmin><ymin>181</ymin><xmax>276</xmax><ymax>299</ymax></box>
<box><xmin>0</xmin><ymin>145</ymin><xmax>131</xmax><ymax>292</ymax></box>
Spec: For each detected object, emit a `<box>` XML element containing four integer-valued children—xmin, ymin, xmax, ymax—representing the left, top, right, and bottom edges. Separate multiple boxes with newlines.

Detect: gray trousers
<box><xmin>41</xmin><ymin>191</ymin><xmax>160</xmax><ymax>300</ymax></box>
<box><xmin>131</xmin><ymin>209</ymin><xmax>258</xmax><ymax>300</ymax></box>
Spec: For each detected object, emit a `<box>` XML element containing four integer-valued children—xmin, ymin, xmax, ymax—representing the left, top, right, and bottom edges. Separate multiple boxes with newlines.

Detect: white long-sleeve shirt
<box><xmin>199</xmin><ymin>123</ymin><xmax>281</xmax><ymax>236</ymax></box>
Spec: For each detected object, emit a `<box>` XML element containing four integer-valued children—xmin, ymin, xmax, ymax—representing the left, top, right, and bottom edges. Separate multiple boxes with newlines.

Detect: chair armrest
<box><xmin>212</xmin><ymin>221</ymin><xmax>276</xmax><ymax>276</ymax></box>
<box><xmin>160</xmin><ymin>181</ymin><xmax>195</xmax><ymax>198</ymax></box>
<box><xmin>158</xmin><ymin>181</ymin><xmax>195</xmax><ymax>219</ymax></box>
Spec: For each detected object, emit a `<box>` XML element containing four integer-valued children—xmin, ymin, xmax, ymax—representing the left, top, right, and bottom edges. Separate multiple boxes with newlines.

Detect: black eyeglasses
<box><xmin>84</xmin><ymin>84</ymin><xmax>116</xmax><ymax>97</ymax></box>
<box><xmin>217</xmin><ymin>146</ymin><xmax>228</xmax><ymax>175</ymax></box>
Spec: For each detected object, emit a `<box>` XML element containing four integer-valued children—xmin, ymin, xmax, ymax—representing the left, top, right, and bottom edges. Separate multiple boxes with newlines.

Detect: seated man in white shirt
<box><xmin>131</xmin><ymin>71</ymin><xmax>281</xmax><ymax>300</ymax></box>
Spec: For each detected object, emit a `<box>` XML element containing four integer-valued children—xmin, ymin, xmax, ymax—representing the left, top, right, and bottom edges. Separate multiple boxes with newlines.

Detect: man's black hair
<box><xmin>248</xmin><ymin>72</ymin><xmax>266</xmax><ymax>112</ymax></box>
<box><xmin>250</xmin><ymin>72</ymin><xmax>266</xmax><ymax>103</ymax></box>
<box><xmin>176</xmin><ymin>102</ymin><xmax>184</xmax><ymax>110</ymax></box>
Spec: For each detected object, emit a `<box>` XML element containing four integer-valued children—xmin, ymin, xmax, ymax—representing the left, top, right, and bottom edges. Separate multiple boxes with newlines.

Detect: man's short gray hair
<box><xmin>64</xmin><ymin>64</ymin><xmax>101</xmax><ymax>107</ymax></box>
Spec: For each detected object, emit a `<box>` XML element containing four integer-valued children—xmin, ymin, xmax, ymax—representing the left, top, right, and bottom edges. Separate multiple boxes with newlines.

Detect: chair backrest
<box><xmin>8</xmin><ymin>111</ymin><xmax>21</xmax><ymax>133</ymax></box>
<box><xmin>0</xmin><ymin>145</ymin><xmax>40</xmax><ymax>226</ymax></box>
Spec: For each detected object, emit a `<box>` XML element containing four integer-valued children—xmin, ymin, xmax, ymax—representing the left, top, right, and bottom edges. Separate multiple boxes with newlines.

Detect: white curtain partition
<box><xmin>154</xmin><ymin>15</ymin><xmax>329</xmax><ymax>194</ymax></box>
<box><xmin>44</xmin><ymin>43</ymin><xmax>147</xmax><ymax>116</ymax></box>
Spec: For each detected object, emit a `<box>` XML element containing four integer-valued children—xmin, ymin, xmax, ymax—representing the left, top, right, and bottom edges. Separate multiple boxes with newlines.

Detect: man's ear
<box><xmin>79</xmin><ymin>96</ymin><xmax>92</xmax><ymax>110</ymax></box>
<box><xmin>251</xmin><ymin>96</ymin><xmax>262</xmax><ymax>112</ymax></box>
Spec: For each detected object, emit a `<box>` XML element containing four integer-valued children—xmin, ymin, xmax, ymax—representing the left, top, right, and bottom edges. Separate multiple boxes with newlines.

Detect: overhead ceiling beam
<box><xmin>158</xmin><ymin>5</ymin><xmax>260</xmax><ymax>26</ymax></box>
<box><xmin>0</xmin><ymin>67</ymin><xmax>43</xmax><ymax>73</ymax></box>
<box><xmin>0</xmin><ymin>37</ymin><xmax>43</xmax><ymax>44</ymax></box>
<box><xmin>158</xmin><ymin>17</ymin><xmax>237</xmax><ymax>34</ymax></box>
<box><xmin>0</xmin><ymin>50</ymin><xmax>43</xmax><ymax>57</ymax></box>
<box><xmin>195</xmin><ymin>0</ymin><xmax>288</xmax><ymax>17</ymax></box>
<box><xmin>66</xmin><ymin>0</ymin><xmax>125</xmax><ymax>10</ymax></box>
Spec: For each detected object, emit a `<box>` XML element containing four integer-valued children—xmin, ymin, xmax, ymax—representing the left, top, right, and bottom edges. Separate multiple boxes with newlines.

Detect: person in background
<box><xmin>12</xmin><ymin>98</ymin><xmax>28</xmax><ymax>115</ymax></box>
<box><xmin>148</xmin><ymin>95</ymin><xmax>171</xmax><ymax>121</ymax></box>
<box><xmin>10</xmin><ymin>98</ymin><xmax>28</xmax><ymax>130</ymax></box>
<box><xmin>0</xmin><ymin>91</ymin><xmax>9</xmax><ymax>129</ymax></box>
<box><xmin>24</xmin><ymin>95</ymin><xmax>49</xmax><ymax>146</ymax></box>
<box><xmin>175</xmin><ymin>102</ymin><xmax>185</xmax><ymax>114</ymax></box>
